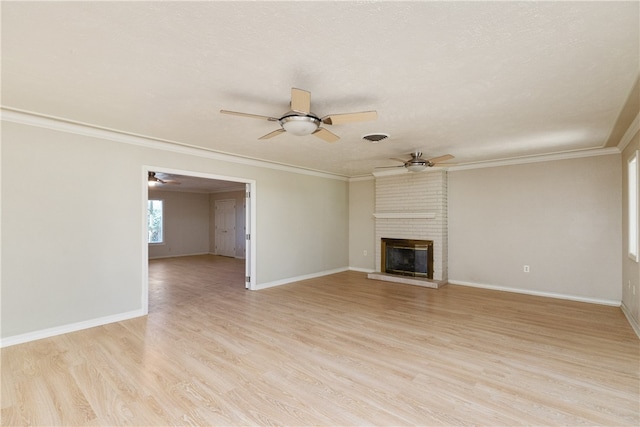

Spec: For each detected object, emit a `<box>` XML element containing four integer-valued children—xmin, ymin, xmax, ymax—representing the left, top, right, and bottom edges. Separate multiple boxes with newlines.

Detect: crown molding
<box><xmin>448</xmin><ymin>147</ymin><xmax>620</xmax><ymax>171</ymax></box>
<box><xmin>0</xmin><ymin>107</ymin><xmax>349</xmax><ymax>182</ymax></box>
<box><xmin>348</xmin><ymin>175</ymin><xmax>375</xmax><ymax>182</ymax></box>
<box><xmin>617</xmin><ymin>112</ymin><xmax>640</xmax><ymax>152</ymax></box>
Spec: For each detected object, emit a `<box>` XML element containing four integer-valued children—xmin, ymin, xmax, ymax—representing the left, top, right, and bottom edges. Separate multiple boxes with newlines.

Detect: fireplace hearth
<box><xmin>381</xmin><ymin>238</ymin><xmax>433</xmax><ymax>279</ymax></box>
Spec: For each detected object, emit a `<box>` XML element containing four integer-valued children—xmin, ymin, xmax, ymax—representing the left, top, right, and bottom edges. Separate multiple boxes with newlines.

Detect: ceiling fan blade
<box><xmin>390</xmin><ymin>157</ymin><xmax>408</xmax><ymax>163</ymax></box>
<box><xmin>162</xmin><ymin>180</ymin><xmax>181</xmax><ymax>185</ymax></box>
<box><xmin>428</xmin><ymin>154</ymin><xmax>455</xmax><ymax>164</ymax></box>
<box><xmin>290</xmin><ymin>88</ymin><xmax>311</xmax><ymax>114</ymax></box>
<box><xmin>220</xmin><ymin>110</ymin><xmax>279</xmax><ymax>121</ymax></box>
<box><xmin>312</xmin><ymin>127</ymin><xmax>340</xmax><ymax>143</ymax></box>
<box><xmin>258</xmin><ymin>129</ymin><xmax>287</xmax><ymax>140</ymax></box>
<box><xmin>321</xmin><ymin>111</ymin><xmax>377</xmax><ymax>125</ymax></box>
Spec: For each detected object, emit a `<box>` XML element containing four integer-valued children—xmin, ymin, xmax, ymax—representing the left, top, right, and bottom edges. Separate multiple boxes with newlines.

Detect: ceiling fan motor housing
<box><xmin>405</xmin><ymin>152</ymin><xmax>428</xmax><ymax>171</ymax></box>
<box><xmin>408</xmin><ymin>159</ymin><xmax>428</xmax><ymax>166</ymax></box>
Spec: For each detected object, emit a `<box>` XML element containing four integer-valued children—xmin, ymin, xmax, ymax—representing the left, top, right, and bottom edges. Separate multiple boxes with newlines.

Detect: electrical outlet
<box><xmin>523</xmin><ymin>265</ymin><xmax>530</xmax><ymax>273</ymax></box>
<box><xmin>363</xmin><ymin>250</ymin><xmax>367</xmax><ymax>256</ymax></box>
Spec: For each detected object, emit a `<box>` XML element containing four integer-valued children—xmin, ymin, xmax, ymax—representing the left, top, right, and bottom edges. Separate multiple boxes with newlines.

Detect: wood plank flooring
<box><xmin>2</xmin><ymin>254</ymin><xmax>639</xmax><ymax>426</ymax></box>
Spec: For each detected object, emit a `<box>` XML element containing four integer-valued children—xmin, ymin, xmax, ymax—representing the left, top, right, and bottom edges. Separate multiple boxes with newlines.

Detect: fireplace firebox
<box><xmin>381</xmin><ymin>238</ymin><xmax>434</xmax><ymax>279</ymax></box>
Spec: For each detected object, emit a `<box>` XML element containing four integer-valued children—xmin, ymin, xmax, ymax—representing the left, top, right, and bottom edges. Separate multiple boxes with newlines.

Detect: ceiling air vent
<box><xmin>362</xmin><ymin>133</ymin><xmax>389</xmax><ymax>143</ymax></box>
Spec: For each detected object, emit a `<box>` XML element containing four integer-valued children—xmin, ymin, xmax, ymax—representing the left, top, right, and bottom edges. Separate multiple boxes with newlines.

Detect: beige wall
<box><xmin>147</xmin><ymin>190</ymin><xmax>210</xmax><ymax>259</ymax></box>
<box><xmin>350</xmin><ymin>155</ymin><xmax>623</xmax><ymax>303</ymax></box>
<box><xmin>348</xmin><ymin>178</ymin><xmax>375</xmax><ymax>271</ymax></box>
<box><xmin>1</xmin><ymin>120</ymin><xmax>349</xmax><ymax>340</ymax></box>
<box><xmin>257</xmin><ymin>172</ymin><xmax>349</xmax><ymax>280</ymax></box>
<box><xmin>448</xmin><ymin>154</ymin><xmax>622</xmax><ymax>303</ymax></box>
<box><xmin>621</xmin><ymin>130</ymin><xmax>640</xmax><ymax>331</ymax></box>
<box><xmin>209</xmin><ymin>190</ymin><xmax>246</xmax><ymax>258</ymax></box>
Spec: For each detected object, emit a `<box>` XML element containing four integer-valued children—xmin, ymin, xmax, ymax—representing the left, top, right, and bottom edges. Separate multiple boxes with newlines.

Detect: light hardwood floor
<box><xmin>2</xmin><ymin>255</ymin><xmax>639</xmax><ymax>426</ymax></box>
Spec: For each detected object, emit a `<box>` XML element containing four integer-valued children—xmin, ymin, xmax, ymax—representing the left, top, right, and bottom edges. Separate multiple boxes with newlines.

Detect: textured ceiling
<box><xmin>2</xmin><ymin>1</ymin><xmax>639</xmax><ymax>177</ymax></box>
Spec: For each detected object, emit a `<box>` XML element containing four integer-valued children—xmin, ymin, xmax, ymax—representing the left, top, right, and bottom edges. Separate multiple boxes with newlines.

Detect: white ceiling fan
<box><xmin>220</xmin><ymin>88</ymin><xmax>377</xmax><ymax>142</ymax></box>
<box><xmin>378</xmin><ymin>152</ymin><xmax>455</xmax><ymax>172</ymax></box>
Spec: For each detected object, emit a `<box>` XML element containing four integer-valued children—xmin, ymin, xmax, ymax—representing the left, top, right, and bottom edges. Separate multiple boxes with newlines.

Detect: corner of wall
<box><xmin>621</xmin><ymin>302</ymin><xmax>640</xmax><ymax>339</ymax></box>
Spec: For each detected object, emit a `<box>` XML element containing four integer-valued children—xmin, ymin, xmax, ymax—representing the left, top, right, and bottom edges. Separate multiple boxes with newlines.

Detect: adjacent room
<box><xmin>1</xmin><ymin>1</ymin><xmax>639</xmax><ymax>425</ymax></box>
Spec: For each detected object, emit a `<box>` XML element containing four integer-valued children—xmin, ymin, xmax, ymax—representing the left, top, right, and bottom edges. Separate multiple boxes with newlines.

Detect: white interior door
<box><xmin>215</xmin><ymin>199</ymin><xmax>236</xmax><ymax>257</ymax></box>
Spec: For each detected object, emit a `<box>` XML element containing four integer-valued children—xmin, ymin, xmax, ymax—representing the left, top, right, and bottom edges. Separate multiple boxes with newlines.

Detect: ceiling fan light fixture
<box><xmin>280</xmin><ymin>115</ymin><xmax>320</xmax><ymax>136</ymax></box>
<box><xmin>221</xmin><ymin>88</ymin><xmax>377</xmax><ymax>142</ymax></box>
<box><xmin>406</xmin><ymin>162</ymin><xmax>428</xmax><ymax>172</ymax></box>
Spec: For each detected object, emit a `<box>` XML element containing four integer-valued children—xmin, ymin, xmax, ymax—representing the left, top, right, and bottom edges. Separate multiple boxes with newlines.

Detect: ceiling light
<box><xmin>280</xmin><ymin>115</ymin><xmax>320</xmax><ymax>136</ymax></box>
<box><xmin>406</xmin><ymin>162</ymin><xmax>428</xmax><ymax>172</ymax></box>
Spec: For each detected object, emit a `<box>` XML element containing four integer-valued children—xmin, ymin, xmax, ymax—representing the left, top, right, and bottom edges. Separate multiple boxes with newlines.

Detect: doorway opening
<box><xmin>142</xmin><ymin>166</ymin><xmax>256</xmax><ymax>315</ymax></box>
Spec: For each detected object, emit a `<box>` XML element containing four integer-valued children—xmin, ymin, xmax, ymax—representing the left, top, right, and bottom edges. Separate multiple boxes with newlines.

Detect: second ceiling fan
<box><xmin>220</xmin><ymin>88</ymin><xmax>377</xmax><ymax>142</ymax></box>
<box><xmin>379</xmin><ymin>152</ymin><xmax>455</xmax><ymax>172</ymax></box>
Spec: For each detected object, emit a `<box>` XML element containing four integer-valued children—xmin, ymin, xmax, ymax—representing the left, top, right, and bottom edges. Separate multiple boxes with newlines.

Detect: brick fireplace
<box><xmin>368</xmin><ymin>169</ymin><xmax>448</xmax><ymax>288</ymax></box>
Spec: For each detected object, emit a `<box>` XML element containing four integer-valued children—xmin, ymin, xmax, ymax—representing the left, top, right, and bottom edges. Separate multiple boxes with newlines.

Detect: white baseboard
<box><xmin>349</xmin><ymin>267</ymin><xmax>376</xmax><ymax>273</ymax></box>
<box><xmin>0</xmin><ymin>309</ymin><xmax>146</xmax><ymax>348</ymax></box>
<box><xmin>621</xmin><ymin>302</ymin><xmax>640</xmax><ymax>339</ymax></box>
<box><xmin>255</xmin><ymin>267</ymin><xmax>349</xmax><ymax>290</ymax></box>
<box><xmin>448</xmin><ymin>279</ymin><xmax>621</xmax><ymax>307</ymax></box>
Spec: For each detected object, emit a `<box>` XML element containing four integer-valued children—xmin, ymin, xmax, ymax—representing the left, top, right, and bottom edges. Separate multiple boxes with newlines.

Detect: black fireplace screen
<box><xmin>382</xmin><ymin>238</ymin><xmax>434</xmax><ymax>278</ymax></box>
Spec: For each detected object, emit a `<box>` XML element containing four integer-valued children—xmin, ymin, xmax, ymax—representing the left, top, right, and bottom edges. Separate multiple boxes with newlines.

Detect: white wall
<box><xmin>448</xmin><ymin>154</ymin><xmax>622</xmax><ymax>303</ymax></box>
<box><xmin>147</xmin><ymin>190</ymin><xmax>210</xmax><ymax>259</ymax></box>
<box><xmin>1</xmin><ymin>119</ymin><xmax>349</xmax><ymax>340</ymax></box>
